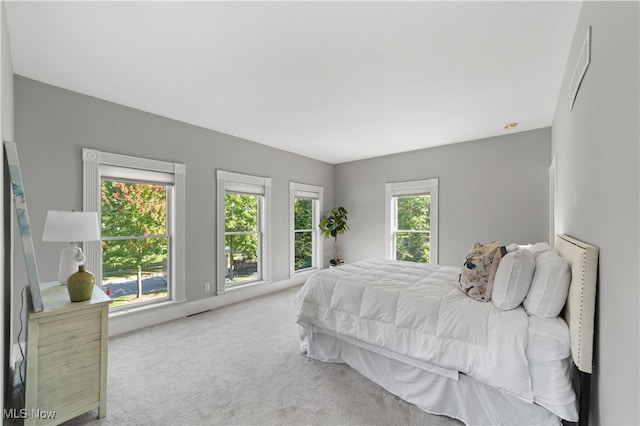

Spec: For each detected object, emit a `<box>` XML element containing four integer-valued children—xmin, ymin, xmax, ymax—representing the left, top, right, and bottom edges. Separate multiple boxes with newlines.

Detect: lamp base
<box><xmin>58</xmin><ymin>244</ymin><xmax>83</xmax><ymax>285</ymax></box>
<box><xmin>67</xmin><ymin>265</ymin><xmax>96</xmax><ymax>302</ymax></box>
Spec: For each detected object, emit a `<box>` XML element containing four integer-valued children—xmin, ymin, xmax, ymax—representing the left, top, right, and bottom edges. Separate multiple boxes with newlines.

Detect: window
<box><xmin>101</xmin><ymin>178</ymin><xmax>170</xmax><ymax>308</ymax></box>
<box><xmin>83</xmin><ymin>149</ymin><xmax>186</xmax><ymax>311</ymax></box>
<box><xmin>224</xmin><ymin>192</ymin><xmax>260</xmax><ymax>285</ymax></box>
<box><xmin>289</xmin><ymin>182</ymin><xmax>323</xmax><ymax>276</ymax></box>
<box><xmin>385</xmin><ymin>178</ymin><xmax>438</xmax><ymax>264</ymax></box>
<box><xmin>217</xmin><ymin>170</ymin><xmax>271</xmax><ymax>293</ymax></box>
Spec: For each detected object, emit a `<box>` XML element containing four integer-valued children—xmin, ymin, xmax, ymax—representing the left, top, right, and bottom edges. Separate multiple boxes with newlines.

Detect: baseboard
<box><xmin>108</xmin><ymin>275</ymin><xmax>306</xmax><ymax>336</ymax></box>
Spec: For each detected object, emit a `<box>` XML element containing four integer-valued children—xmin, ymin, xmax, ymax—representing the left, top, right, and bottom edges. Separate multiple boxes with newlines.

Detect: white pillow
<box><xmin>513</xmin><ymin>242</ymin><xmax>551</xmax><ymax>258</ymax></box>
<box><xmin>492</xmin><ymin>249</ymin><xmax>535</xmax><ymax>310</ymax></box>
<box><xmin>524</xmin><ymin>250</ymin><xmax>571</xmax><ymax>317</ymax></box>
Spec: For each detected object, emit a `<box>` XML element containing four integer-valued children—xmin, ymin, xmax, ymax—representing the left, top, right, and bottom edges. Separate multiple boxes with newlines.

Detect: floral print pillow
<box><xmin>458</xmin><ymin>241</ymin><xmax>505</xmax><ymax>302</ymax></box>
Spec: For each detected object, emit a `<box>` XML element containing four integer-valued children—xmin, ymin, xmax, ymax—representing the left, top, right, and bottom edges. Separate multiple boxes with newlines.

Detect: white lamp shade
<box><xmin>43</xmin><ymin>211</ymin><xmax>100</xmax><ymax>284</ymax></box>
<box><xmin>43</xmin><ymin>210</ymin><xmax>100</xmax><ymax>243</ymax></box>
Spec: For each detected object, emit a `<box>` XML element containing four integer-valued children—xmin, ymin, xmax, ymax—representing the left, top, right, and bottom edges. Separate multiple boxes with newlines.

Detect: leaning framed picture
<box><xmin>4</xmin><ymin>141</ymin><xmax>43</xmax><ymax>312</ymax></box>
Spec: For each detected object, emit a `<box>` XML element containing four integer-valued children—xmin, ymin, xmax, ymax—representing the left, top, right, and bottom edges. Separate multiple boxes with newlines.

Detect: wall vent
<box><xmin>569</xmin><ymin>26</ymin><xmax>591</xmax><ymax>110</ymax></box>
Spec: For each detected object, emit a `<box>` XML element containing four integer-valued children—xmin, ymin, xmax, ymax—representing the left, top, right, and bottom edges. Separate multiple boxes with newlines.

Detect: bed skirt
<box><xmin>301</xmin><ymin>327</ymin><xmax>562</xmax><ymax>426</ymax></box>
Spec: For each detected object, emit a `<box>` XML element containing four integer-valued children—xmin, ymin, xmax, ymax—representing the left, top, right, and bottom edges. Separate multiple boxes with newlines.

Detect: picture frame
<box><xmin>4</xmin><ymin>141</ymin><xmax>43</xmax><ymax>312</ymax></box>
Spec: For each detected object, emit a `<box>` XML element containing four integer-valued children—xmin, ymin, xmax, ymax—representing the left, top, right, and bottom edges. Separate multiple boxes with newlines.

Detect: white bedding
<box><xmin>295</xmin><ymin>259</ymin><xmax>578</xmax><ymax>421</ymax></box>
<box><xmin>302</xmin><ymin>329</ymin><xmax>563</xmax><ymax>425</ymax></box>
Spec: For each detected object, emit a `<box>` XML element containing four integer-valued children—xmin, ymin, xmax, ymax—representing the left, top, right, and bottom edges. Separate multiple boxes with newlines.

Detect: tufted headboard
<box><xmin>554</xmin><ymin>234</ymin><xmax>599</xmax><ymax>374</ymax></box>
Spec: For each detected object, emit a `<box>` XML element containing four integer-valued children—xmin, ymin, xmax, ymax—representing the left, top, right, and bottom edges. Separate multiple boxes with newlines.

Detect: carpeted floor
<box><xmin>63</xmin><ymin>286</ymin><xmax>462</xmax><ymax>426</ymax></box>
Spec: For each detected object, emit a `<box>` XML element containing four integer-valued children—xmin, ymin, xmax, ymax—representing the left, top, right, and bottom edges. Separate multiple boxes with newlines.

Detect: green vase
<box><xmin>67</xmin><ymin>265</ymin><xmax>96</xmax><ymax>302</ymax></box>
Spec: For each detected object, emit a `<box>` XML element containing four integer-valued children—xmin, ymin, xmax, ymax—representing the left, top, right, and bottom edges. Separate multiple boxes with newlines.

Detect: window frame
<box><xmin>83</xmin><ymin>149</ymin><xmax>186</xmax><ymax>311</ymax></box>
<box><xmin>216</xmin><ymin>170</ymin><xmax>271</xmax><ymax>294</ymax></box>
<box><xmin>289</xmin><ymin>182</ymin><xmax>323</xmax><ymax>277</ymax></box>
<box><xmin>385</xmin><ymin>178</ymin><xmax>439</xmax><ymax>264</ymax></box>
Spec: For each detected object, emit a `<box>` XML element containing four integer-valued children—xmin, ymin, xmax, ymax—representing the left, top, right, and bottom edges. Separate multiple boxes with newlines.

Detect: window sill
<box><xmin>223</xmin><ymin>279</ymin><xmax>273</xmax><ymax>294</ymax></box>
<box><xmin>108</xmin><ymin>297</ymin><xmax>186</xmax><ymax>319</ymax></box>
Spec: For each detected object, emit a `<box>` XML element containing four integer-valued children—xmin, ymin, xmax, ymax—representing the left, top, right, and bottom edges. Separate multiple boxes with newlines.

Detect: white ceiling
<box><xmin>5</xmin><ymin>1</ymin><xmax>581</xmax><ymax>164</ymax></box>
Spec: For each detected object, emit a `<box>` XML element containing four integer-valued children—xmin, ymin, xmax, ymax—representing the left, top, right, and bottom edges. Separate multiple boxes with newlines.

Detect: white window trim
<box><xmin>549</xmin><ymin>154</ymin><xmax>557</xmax><ymax>246</ymax></box>
<box><xmin>385</xmin><ymin>178</ymin><xmax>439</xmax><ymax>264</ymax></box>
<box><xmin>216</xmin><ymin>170</ymin><xmax>272</xmax><ymax>294</ymax></box>
<box><xmin>83</xmin><ymin>148</ymin><xmax>187</xmax><ymax>308</ymax></box>
<box><xmin>289</xmin><ymin>182</ymin><xmax>323</xmax><ymax>278</ymax></box>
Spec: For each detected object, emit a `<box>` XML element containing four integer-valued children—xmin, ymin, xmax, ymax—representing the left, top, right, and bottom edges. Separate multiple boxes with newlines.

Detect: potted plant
<box><xmin>319</xmin><ymin>206</ymin><xmax>349</xmax><ymax>266</ymax></box>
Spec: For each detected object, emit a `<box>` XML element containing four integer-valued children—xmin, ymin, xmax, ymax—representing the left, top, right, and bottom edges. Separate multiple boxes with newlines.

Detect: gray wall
<box><xmin>335</xmin><ymin>128</ymin><xmax>551</xmax><ymax>267</ymax></box>
<box><xmin>552</xmin><ymin>2</ymin><xmax>639</xmax><ymax>424</ymax></box>
<box><xmin>12</xmin><ymin>76</ymin><xmax>334</xmax><ymax>306</ymax></box>
<box><xmin>1</xmin><ymin>0</ymin><xmax>14</xmax><ymax>415</ymax></box>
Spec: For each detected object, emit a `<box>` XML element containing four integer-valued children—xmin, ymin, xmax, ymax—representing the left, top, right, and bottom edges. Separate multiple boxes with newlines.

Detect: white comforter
<box><xmin>295</xmin><ymin>259</ymin><xmax>534</xmax><ymax>402</ymax></box>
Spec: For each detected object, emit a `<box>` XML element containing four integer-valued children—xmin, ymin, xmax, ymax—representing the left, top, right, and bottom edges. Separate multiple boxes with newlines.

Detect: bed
<box><xmin>295</xmin><ymin>234</ymin><xmax>598</xmax><ymax>426</ymax></box>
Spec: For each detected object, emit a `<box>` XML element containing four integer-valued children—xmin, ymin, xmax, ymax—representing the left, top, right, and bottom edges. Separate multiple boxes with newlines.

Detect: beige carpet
<box><xmin>64</xmin><ymin>286</ymin><xmax>462</xmax><ymax>426</ymax></box>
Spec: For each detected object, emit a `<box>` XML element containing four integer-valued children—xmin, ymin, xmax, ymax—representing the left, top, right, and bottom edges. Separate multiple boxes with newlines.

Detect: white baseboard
<box><xmin>108</xmin><ymin>275</ymin><xmax>306</xmax><ymax>336</ymax></box>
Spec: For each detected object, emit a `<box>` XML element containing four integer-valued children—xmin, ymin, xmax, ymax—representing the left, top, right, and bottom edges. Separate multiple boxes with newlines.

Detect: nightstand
<box><xmin>24</xmin><ymin>282</ymin><xmax>110</xmax><ymax>425</ymax></box>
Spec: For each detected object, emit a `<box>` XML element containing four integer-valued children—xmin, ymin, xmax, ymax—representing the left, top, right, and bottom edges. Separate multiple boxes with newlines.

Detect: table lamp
<box><xmin>42</xmin><ymin>210</ymin><xmax>100</xmax><ymax>284</ymax></box>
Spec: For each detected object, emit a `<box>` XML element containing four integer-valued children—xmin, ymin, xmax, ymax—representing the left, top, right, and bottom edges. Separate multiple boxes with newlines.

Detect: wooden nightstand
<box><xmin>24</xmin><ymin>282</ymin><xmax>110</xmax><ymax>425</ymax></box>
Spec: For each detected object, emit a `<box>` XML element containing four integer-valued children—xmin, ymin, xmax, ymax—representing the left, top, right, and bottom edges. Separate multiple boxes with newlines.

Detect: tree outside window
<box><xmin>294</xmin><ymin>198</ymin><xmax>314</xmax><ymax>270</ymax></box>
<box><xmin>394</xmin><ymin>194</ymin><xmax>431</xmax><ymax>263</ymax></box>
<box><xmin>225</xmin><ymin>192</ymin><xmax>260</xmax><ymax>285</ymax></box>
<box><xmin>101</xmin><ymin>179</ymin><xmax>170</xmax><ymax>308</ymax></box>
